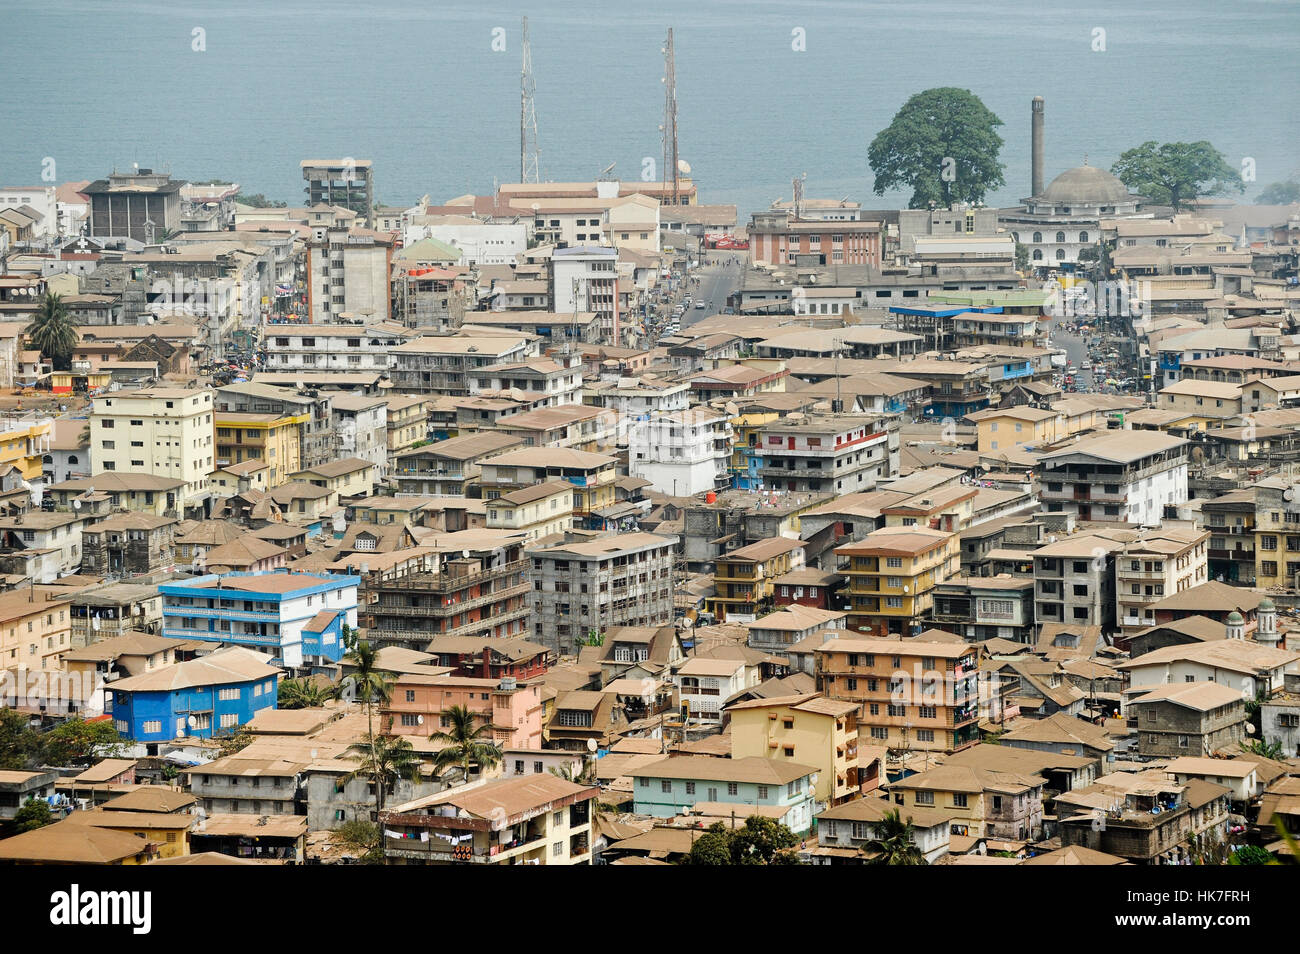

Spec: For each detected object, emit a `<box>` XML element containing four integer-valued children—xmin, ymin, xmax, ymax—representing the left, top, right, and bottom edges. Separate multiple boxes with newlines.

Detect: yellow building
<box><xmin>966</xmin><ymin>406</ymin><xmax>1063</xmax><ymax>454</ymax></box>
<box><xmin>66</xmin><ymin>810</ymin><xmax>193</xmax><ymax>859</ymax></box>
<box><xmin>385</xmin><ymin>394</ymin><xmax>432</xmax><ymax>453</ymax></box>
<box><xmin>288</xmin><ymin>457</ymin><xmax>377</xmax><ymax>498</ymax></box>
<box><xmin>728</xmin><ymin>692</ymin><xmax>860</xmax><ymax>806</ymax></box>
<box><xmin>0</xmin><ymin>590</ymin><xmax>73</xmax><ymax>675</ymax></box>
<box><xmin>708</xmin><ymin>537</ymin><xmax>806</xmax><ymax>622</ymax></box>
<box><xmin>837</xmin><ymin>526</ymin><xmax>958</xmax><ymax>636</ymax></box>
<box><xmin>485</xmin><ymin>481</ymin><xmax>575</xmax><ymax>542</ymax></box>
<box><xmin>213</xmin><ymin>411</ymin><xmax>306</xmax><ymax>486</ymax></box>
<box><xmin>0</xmin><ymin>414</ymin><xmax>53</xmax><ymax>481</ymax></box>
<box><xmin>478</xmin><ymin>448</ymin><xmax>618</xmax><ymax>524</ymax></box>
<box><xmin>881</xmin><ymin>486</ymin><xmax>977</xmax><ymax>533</ymax></box>
<box><xmin>0</xmin><ymin>818</ymin><xmax>157</xmax><ymax>864</ymax></box>
<box><xmin>728</xmin><ymin>410</ymin><xmax>780</xmax><ymax>483</ymax></box>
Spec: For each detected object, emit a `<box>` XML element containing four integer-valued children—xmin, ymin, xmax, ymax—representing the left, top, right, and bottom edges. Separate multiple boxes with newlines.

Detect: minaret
<box><xmin>1225</xmin><ymin>611</ymin><xmax>1245</xmax><ymax>641</ymax></box>
<box><xmin>1255</xmin><ymin>597</ymin><xmax>1280</xmax><ymax>647</ymax></box>
<box><xmin>1031</xmin><ymin>97</ymin><xmax>1045</xmax><ymax>197</ymax></box>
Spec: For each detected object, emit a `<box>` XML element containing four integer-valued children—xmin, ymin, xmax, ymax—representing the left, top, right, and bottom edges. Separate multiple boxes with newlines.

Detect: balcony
<box><xmin>372</xmin><ymin>581</ymin><xmax>529</xmax><ymax>618</ymax></box>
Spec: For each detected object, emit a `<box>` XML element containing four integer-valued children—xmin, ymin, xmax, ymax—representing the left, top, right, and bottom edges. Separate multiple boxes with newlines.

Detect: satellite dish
<box><xmin>72</xmin><ymin>499</ymin><xmax>81</xmax><ymax>510</ymax></box>
<box><xmin>677</xmin><ymin>159</ymin><xmax>691</xmax><ymax>175</ymax></box>
<box><xmin>187</xmin><ymin>715</ymin><xmax>198</xmax><ymax>728</ymax></box>
<box><xmin>417</xmin><ymin>715</ymin><xmax>425</xmax><ymax>725</ymax></box>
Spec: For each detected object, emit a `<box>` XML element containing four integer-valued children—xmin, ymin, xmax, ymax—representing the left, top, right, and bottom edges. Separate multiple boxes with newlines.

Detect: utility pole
<box><xmin>520</xmin><ymin>16</ymin><xmax>539</xmax><ymax>183</ymax></box>
<box><xmin>661</xmin><ymin>28</ymin><xmax>679</xmax><ymax>206</ymax></box>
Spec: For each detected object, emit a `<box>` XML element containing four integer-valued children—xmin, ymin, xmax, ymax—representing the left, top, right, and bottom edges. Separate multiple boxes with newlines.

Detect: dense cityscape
<box><xmin>0</xmin><ymin>9</ymin><xmax>1295</xmax><ymax>911</ymax></box>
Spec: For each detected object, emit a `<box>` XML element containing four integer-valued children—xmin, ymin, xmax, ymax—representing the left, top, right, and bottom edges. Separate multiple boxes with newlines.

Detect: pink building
<box><xmin>381</xmin><ymin>674</ymin><xmax>544</xmax><ymax>749</ymax></box>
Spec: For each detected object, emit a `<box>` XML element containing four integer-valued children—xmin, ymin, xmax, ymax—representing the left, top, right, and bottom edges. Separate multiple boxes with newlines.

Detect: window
<box><xmin>552</xmin><ymin>842</ymin><xmax>563</xmax><ymax>858</ymax></box>
<box><xmin>685</xmin><ymin>781</ymin><xmax>695</xmax><ymax>795</ymax></box>
<box><xmin>727</xmin><ymin>782</ymin><xmax>739</xmax><ymax>796</ymax></box>
<box><xmin>142</xmin><ymin>720</ymin><xmax>162</xmax><ymax>734</ymax></box>
<box><xmin>917</xmin><ymin>729</ymin><xmax>935</xmax><ymax>742</ymax></box>
<box><xmin>915</xmin><ymin>791</ymin><xmax>935</xmax><ymax>805</ymax></box>
<box><xmin>952</xmin><ymin>793</ymin><xmax>967</xmax><ymax>807</ymax></box>
<box><xmin>758</xmin><ymin>785</ymin><xmax>769</xmax><ymax>799</ymax></box>
<box><xmin>661</xmin><ymin>780</ymin><xmax>672</xmax><ymax>793</ymax></box>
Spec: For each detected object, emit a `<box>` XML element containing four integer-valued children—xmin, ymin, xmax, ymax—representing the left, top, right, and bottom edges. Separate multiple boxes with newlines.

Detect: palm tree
<box><xmin>346</xmin><ymin>733</ymin><xmax>422</xmax><ymax>818</ymax></box>
<box><xmin>548</xmin><ymin>759</ymin><xmax>595</xmax><ymax>784</ymax></box>
<box><xmin>341</xmin><ymin>640</ymin><xmax>393</xmax><ymax>742</ymax></box>
<box><xmin>863</xmin><ymin>809</ymin><xmax>927</xmax><ymax>865</ymax></box>
<box><xmin>429</xmin><ymin>705</ymin><xmax>502</xmax><ymax>784</ymax></box>
<box><xmin>1240</xmin><ymin>738</ymin><xmax>1284</xmax><ymax>760</ymax></box>
<box><xmin>25</xmin><ymin>293</ymin><xmax>78</xmax><ymax>371</ymax></box>
<box><xmin>278</xmin><ymin>677</ymin><xmax>335</xmax><ymax>710</ymax></box>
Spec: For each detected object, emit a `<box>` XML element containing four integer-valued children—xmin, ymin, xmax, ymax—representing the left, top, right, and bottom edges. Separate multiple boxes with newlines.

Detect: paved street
<box><xmin>681</xmin><ymin>251</ymin><xmax>745</xmax><ymax>329</ymax></box>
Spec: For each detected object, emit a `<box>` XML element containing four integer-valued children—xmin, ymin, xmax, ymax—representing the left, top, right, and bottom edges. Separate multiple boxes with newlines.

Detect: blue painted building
<box><xmin>108</xmin><ymin>646</ymin><xmax>280</xmax><ymax>751</ymax></box>
<box><xmin>630</xmin><ymin>755</ymin><xmax>819</xmax><ymax>834</ymax></box>
<box><xmin>160</xmin><ymin>570</ymin><xmax>361</xmax><ymax>669</ymax></box>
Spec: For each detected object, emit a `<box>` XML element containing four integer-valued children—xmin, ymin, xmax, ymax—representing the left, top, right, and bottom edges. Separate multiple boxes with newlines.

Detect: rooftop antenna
<box><xmin>661</xmin><ymin>28</ymin><xmax>680</xmax><ymax>206</ymax></box>
<box><xmin>520</xmin><ymin>16</ymin><xmax>540</xmax><ymax>184</ymax></box>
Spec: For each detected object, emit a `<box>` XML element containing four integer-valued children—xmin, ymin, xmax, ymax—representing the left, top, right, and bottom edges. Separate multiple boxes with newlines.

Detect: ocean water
<box><xmin>1</xmin><ymin>0</ymin><xmax>1296</xmax><ymax>218</ymax></box>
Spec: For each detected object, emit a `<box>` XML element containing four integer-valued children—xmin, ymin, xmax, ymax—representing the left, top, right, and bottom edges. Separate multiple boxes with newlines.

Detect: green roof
<box><xmin>396</xmin><ymin>237</ymin><xmax>461</xmax><ymax>262</ymax></box>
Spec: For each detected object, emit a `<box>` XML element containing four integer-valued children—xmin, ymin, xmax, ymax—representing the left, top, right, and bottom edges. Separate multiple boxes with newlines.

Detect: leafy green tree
<box><xmin>213</xmin><ymin>726</ymin><xmax>255</xmax><ymax>757</ymax></box>
<box><xmin>1014</xmin><ymin>242</ymin><xmax>1029</xmax><ymax>272</ymax></box>
<box><xmin>863</xmin><ymin>809</ymin><xmax>928</xmax><ymax>865</ymax></box>
<box><xmin>235</xmin><ymin>192</ymin><xmax>288</xmax><ymax>208</ymax></box>
<box><xmin>868</xmin><ymin>88</ymin><xmax>1006</xmax><ymax>208</ymax></box>
<box><xmin>341</xmin><ymin>639</ymin><xmax>394</xmax><ymax>742</ymax></box>
<box><xmin>0</xmin><ymin>709</ymin><xmax>41</xmax><ymax>770</ymax></box>
<box><xmin>346</xmin><ymin>733</ymin><xmax>422</xmax><ymax>817</ymax></box>
<box><xmin>548</xmin><ymin>759</ymin><xmax>595</xmax><ymax>784</ymax></box>
<box><xmin>685</xmin><ymin>823</ymin><xmax>733</xmax><ymax>865</ymax></box>
<box><xmin>1255</xmin><ymin>180</ymin><xmax>1300</xmax><ymax>205</ymax></box>
<box><xmin>683</xmin><ymin>817</ymin><xmax>803</xmax><ymax>865</ymax></box>
<box><xmin>1110</xmin><ymin>141</ymin><xmax>1243</xmax><ymax>211</ymax></box>
<box><xmin>41</xmin><ymin>719</ymin><xmax>123</xmax><ymax>766</ymax></box>
<box><xmin>428</xmin><ymin>705</ymin><xmax>502</xmax><ymax>783</ymax></box>
<box><xmin>1228</xmin><ymin>844</ymin><xmax>1274</xmax><ymax>866</ymax></box>
<box><xmin>25</xmin><ymin>293</ymin><xmax>79</xmax><ymax>371</ymax></box>
<box><xmin>13</xmin><ymin>797</ymin><xmax>53</xmax><ymax>833</ymax></box>
<box><xmin>335</xmin><ymin>818</ymin><xmax>383</xmax><ymax>864</ymax></box>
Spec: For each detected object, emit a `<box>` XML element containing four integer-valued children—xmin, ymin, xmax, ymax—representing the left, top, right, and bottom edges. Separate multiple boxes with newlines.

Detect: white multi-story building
<box><xmin>0</xmin><ymin>187</ymin><xmax>58</xmax><ymax>239</ymax></box>
<box><xmin>756</xmin><ymin>414</ymin><xmax>898</xmax><ymax>495</ymax></box>
<box><xmin>402</xmin><ymin>214</ymin><xmax>527</xmax><ymax>265</ymax></box>
<box><xmin>587</xmin><ymin>377</ymin><xmax>689</xmax><ymax>427</ymax></box>
<box><xmin>1038</xmin><ymin>432</ymin><xmax>1189</xmax><ymax>525</ymax></box>
<box><xmin>466</xmin><ymin>354</ymin><xmax>583</xmax><ymax>408</ymax></box>
<box><xmin>89</xmin><ymin>387</ymin><xmax>214</xmax><ymax>516</ymax></box>
<box><xmin>552</xmin><ymin>246</ymin><xmax>619</xmax><ymax>343</ymax></box>
<box><xmin>330</xmin><ymin>394</ymin><xmax>389</xmax><ymax>477</ymax></box>
<box><xmin>260</xmin><ymin>322</ymin><xmax>413</xmax><ymax>373</ymax></box>
<box><xmin>1115</xmin><ymin>527</ymin><xmax>1211</xmax><ymax>635</ymax></box>
<box><xmin>305</xmin><ymin>226</ymin><xmax>392</xmax><ymax>323</ymax></box>
<box><xmin>629</xmin><ymin>407</ymin><xmax>732</xmax><ymax>497</ymax></box>
<box><xmin>673</xmin><ymin>657</ymin><xmax>756</xmax><ymax>726</ymax></box>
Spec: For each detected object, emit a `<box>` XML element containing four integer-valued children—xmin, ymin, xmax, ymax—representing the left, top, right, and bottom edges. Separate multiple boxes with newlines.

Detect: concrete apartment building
<box><xmin>1032</xmin><ymin>532</ymin><xmax>1123</xmax><ymax>631</ymax></box>
<box><xmin>403</xmin><ymin>214</ymin><xmax>528</xmax><ymax>265</ymax></box>
<box><xmin>466</xmin><ymin>354</ymin><xmax>584</xmax><ymax>408</ymax></box>
<box><xmin>388</xmin><ymin>335</ymin><xmax>534</xmax><ymax>395</ymax></box>
<box><xmin>361</xmin><ymin>533</ymin><xmax>531</xmax><ymax>648</ymax></box>
<box><xmin>330</xmin><ymin>394</ymin><xmax>389</xmax><ymax>476</ymax></box>
<box><xmin>90</xmin><ymin>387</ymin><xmax>214</xmax><ymax>517</ymax></box>
<box><xmin>1115</xmin><ymin>528</ymin><xmax>1210</xmax><ymax>636</ymax></box>
<box><xmin>385</xmin><ymin>394</ymin><xmax>433</xmax><ymax>453</ymax></box>
<box><xmin>756</xmin><ymin>414</ymin><xmax>899</xmax><ymax>495</ymax></box>
<box><xmin>526</xmin><ymin>532</ymin><xmax>678</xmax><ymax>654</ymax></box>
<box><xmin>552</xmin><ymin>246</ymin><xmax>620</xmax><ymax>343</ymax></box>
<box><xmin>260</xmin><ymin>322</ymin><xmax>413</xmax><ymax>373</ymax></box>
<box><xmin>381</xmin><ymin>673</ymin><xmax>544</xmax><ymax>749</ymax></box>
<box><xmin>390</xmin><ymin>432</ymin><xmax>522</xmax><ymax>496</ymax></box>
<box><xmin>301</xmin><ymin>158</ymin><xmax>374</xmax><ymax>226</ymax></box>
<box><xmin>1126</xmin><ymin>683</ymin><xmax>1247</xmax><ymax>758</ymax></box>
<box><xmin>837</xmin><ymin>526</ymin><xmax>959</xmax><ymax>636</ymax></box>
<box><xmin>1038</xmin><ymin>432</ymin><xmax>1189</xmax><ymax>524</ymax></box>
<box><xmin>628</xmin><ymin>406</ymin><xmax>733</xmax><ymax>497</ymax></box>
<box><xmin>816</xmin><ymin>636</ymin><xmax>982</xmax><ymax>754</ymax></box>
<box><xmin>305</xmin><ymin>226</ymin><xmax>393</xmax><ymax>322</ymax></box>
<box><xmin>709</xmin><ymin>537</ymin><xmax>806</xmax><ymax>623</ymax></box>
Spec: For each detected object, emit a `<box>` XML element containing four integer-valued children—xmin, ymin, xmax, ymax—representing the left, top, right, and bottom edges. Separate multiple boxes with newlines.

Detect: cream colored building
<box><xmin>89</xmin><ymin>388</ymin><xmax>214</xmax><ymax>516</ymax></box>
<box><xmin>484</xmin><ymin>481</ymin><xmax>574</xmax><ymax>542</ymax></box>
